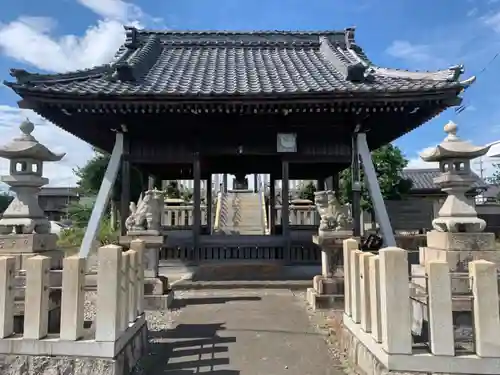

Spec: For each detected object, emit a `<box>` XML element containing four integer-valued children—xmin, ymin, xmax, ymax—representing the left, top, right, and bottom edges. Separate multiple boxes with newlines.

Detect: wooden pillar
<box><xmin>193</xmin><ymin>154</ymin><xmax>201</xmax><ymax>258</ymax></box>
<box><xmin>223</xmin><ymin>173</ymin><xmax>228</xmax><ymax>193</ymax></box>
<box><xmin>207</xmin><ymin>175</ymin><xmax>213</xmax><ymax>233</ymax></box>
<box><xmin>317</xmin><ymin>179</ymin><xmax>326</xmax><ymax>191</ymax></box>
<box><xmin>281</xmin><ymin>160</ymin><xmax>290</xmax><ymax>262</ymax></box>
<box><xmin>120</xmin><ymin>133</ymin><xmax>130</xmax><ymax>236</ymax></box>
<box><xmin>324</xmin><ymin>176</ymin><xmax>333</xmax><ymax>190</ymax></box>
<box><xmin>332</xmin><ymin>172</ymin><xmax>340</xmax><ymax>191</ymax></box>
<box><xmin>352</xmin><ymin>133</ymin><xmax>362</xmax><ymax>237</ymax></box>
<box><xmin>141</xmin><ymin>171</ymin><xmax>148</xmax><ymax>192</ymax></box>
<box><xmin>270</xmin><ymin>174</ymin><xmax>276</xmax><ymax>235</ymax></box>
<box><xmin>148</xmin><ymin>175</ymin><xmax>156</xmax><ymax>190</ymax></box>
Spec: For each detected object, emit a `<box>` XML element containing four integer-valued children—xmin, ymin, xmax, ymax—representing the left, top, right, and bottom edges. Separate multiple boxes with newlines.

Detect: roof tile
<box><xmin>5</xmin><ymin>28</ymin><xmax>473</xmax><ymax>97</ymax></box>
<box><xmin>402</xmin><ymin>168</ymin><xmax>487</xmax><ymax>191</ymax></box>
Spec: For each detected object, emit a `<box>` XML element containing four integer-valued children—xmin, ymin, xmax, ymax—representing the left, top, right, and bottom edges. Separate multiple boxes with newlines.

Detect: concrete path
<box><xmin>135</xmin><ymin>289</ymin><xmax>345</xmax><ymax>375</ymax></box>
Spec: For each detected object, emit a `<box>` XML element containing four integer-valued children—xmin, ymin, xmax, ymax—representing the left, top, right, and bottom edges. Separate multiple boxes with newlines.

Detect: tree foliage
<box><xmin>73</xmin><ymin>151</ymin><xmax>144</xmax><ymax>203</ymax></box>
<box><xmin>299</xmin><ymin>181</ymin><xmax>317</xmax><ymax>201</ymax></box>
<box><xmin>487</xmin><ymin>164</ymin><xmax>500</xmax><ymax>185</ymax></box>
<box><xmin>0</xmin><ymin>192</ymin><xmax>13</xmax><ymax>212</ymax></box>
<box><xmin>338</xmin><ymin>144</ymin><xmax>413</xmax><ymax>211</ymax></box>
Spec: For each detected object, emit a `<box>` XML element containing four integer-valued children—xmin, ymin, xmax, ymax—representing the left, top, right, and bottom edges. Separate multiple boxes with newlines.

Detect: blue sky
<box><xmin>1</xmin><ymin>0</ymin><xmax>500</xmax><ymax>186</ymax></box>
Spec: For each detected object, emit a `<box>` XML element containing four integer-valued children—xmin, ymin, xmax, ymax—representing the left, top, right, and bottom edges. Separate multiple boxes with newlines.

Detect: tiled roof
<box><xmin>4</xmin><ymin>27</ymin><xmax>475</xmax><ymax>98</ymax></box>
<box><xmin>402</xmin><ymin>168</ymin><xmax>487</xmax><ymax>191</ymax></box>
<box><xmin>39</xmin><ymin>187</ymin><xmax>79</xmax><ymax>197</ymax></box>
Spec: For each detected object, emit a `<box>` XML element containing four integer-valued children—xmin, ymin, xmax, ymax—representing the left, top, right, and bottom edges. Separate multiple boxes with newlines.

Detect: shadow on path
<box><xmin>172</xmin><ymin>296</ymin><xmax>261</xmax><ymax>309</ymax></box>
<box><xmin>140</xmin><ymin>323</ymin><xmax>239</xmax><ymax>374</ymax></box>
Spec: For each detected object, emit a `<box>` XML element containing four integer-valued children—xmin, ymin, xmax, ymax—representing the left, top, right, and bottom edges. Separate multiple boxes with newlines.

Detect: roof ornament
<box><xmin>447</xmin><ymin>64</ymin><xmax>464</xmax><ymax>81</ymax></box>
<box><xmin>9</xmin><ymin>69</ymin><xmax>32</xmax><ymax>84</ymax></box>
<box><xmin>344</xmin><ymin>26</ymin><xmax>356</xmax><ymax>48</ymax></box>
<box><xmin>419</xmin><ymin>121</ymin><xmax>490</xmax><ymax>233</ymax></box>
<box><xmin>124</xmin><ymin>26</ymin><xmax>139</xmax><ymax>49</ymax></box>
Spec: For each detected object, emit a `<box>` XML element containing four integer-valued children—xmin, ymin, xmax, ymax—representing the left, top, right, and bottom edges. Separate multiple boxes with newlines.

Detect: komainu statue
<box><xmin>314</xmin><ymin>190</ymin><xmax>353</xmax><ymax>234</ymax></box>
<box><xmin>125</xmin><ymin>189</ymin><xmax>163</xmax><ymax>232</ymax></box>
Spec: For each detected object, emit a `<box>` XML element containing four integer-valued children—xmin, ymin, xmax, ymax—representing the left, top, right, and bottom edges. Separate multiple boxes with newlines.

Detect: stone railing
<box><xmin>0</xmin><ymin>240</ymin><xmax>148</xmax><ymax>371</ymax></box>
<box><xmin>275</xmin><ymin>205</ymin><xmax>318</xmax><ymax>226</ymax></box>
<box><xmin>342</xmin><ymin>238</ymin><xmax>500</xmax><ymax>374</ymax></box>
<box><xmin>163</xmin><ymin>204</ymin><xmax>318</xmax><ymax>228</ymax></box>
<box><xmin>163</xmin><ymin>205</ymin><xmax>208</xmax><ymax>227</ymax></box>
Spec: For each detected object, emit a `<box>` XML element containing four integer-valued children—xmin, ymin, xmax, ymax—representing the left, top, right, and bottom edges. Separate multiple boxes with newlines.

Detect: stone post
<box><xmin>60</xmin><ymin>256</ymin><xmax>85</xmax><ymax>341</ymax></box>
<box><xmin>0</xmin><ymin>256</ymin><xmax>15</xmax><ymax>338</ymax></box>
<box><xmin>95</xmin><ymin>245</ymin><xmax>122</xmax><ymax>342</ymax></box>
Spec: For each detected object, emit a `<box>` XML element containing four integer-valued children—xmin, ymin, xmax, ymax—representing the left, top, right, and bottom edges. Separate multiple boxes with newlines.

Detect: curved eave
<box><xmin>5</xmin><ymin>82</ymin><xmax>465</xmax><ymax>102</ymax></box>
<box><xmin>420</xmin><ymin>144</ymin><xmax>491</xmax><ymax>162</ymax></box>
<box><xmin>0</xmin><ymin>144</ymin><xmax>65</xmax><ymax>162</ymax></box>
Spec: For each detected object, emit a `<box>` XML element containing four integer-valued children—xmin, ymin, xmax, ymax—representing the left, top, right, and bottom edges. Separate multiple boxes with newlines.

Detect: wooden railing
<box><xmin>0</xmin><ymin>240</ymin><xmax>146</xmax><ymax>358</ymax></box>
<box><xmin>342</xmin><ymin>239</ymin><xmax>500</xmax><ymax>374</ymax></box>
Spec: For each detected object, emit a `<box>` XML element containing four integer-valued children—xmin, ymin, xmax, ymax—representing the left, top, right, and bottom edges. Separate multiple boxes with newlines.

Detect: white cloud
<box><xmin>0</xmin><ymin>1</ymin><xmax>162</xmax><ymax>188</ymax></box>
<box><xmin>0</xmin><ymin>105</ymin><xmax>93</xmax><ymax>187</ymax></box>
<box><xmin>385</xmin><ymin>40</ymin><xmax>446</xmax><ymax>68</ymax></box>
<box><xmin>482</xmin><ymin>11</ymin><xmax>500</xmax><ymax>33</ymax></box>
<box><xmin>76</xmin><ymin>0</ymin><xmax>144</xmax><ymax>23</ymax></box>
<box><xmin>405</xmin><ymin>147</ymin><xmax>439</xmax><ymax>170</ymax></box>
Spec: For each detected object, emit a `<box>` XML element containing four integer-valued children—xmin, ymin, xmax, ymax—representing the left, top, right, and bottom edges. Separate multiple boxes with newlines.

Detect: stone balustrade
<box><xmin>163</xmin><ymin>205</ymin><xmax>208</xmax><ymax>227</ymax></box>
<box><xmin>0</xmin><ymin>239</ymin><xmax>148</xmax><ymax>369</ymax></box>
<box><xmin>162</xmin><ymin>204</ymin><xmax>321</xmax><ymax>227</ymax></box>
<box><xmin>341</xmin><ymin>238</ymin><xmax>500</xmax><ymax>374</ymax></box>
<box><xmin>275</xmin><ymin>205</ymin><xmax>318</xmax><ymax>226</ymax></box>
<box><xmin>163</xmin><ymin>204</ymin><xmax>319</xmax><ymax>227</ymax></box>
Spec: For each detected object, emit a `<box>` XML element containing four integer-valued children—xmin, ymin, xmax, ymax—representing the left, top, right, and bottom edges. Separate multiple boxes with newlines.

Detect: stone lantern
<box><xmin>0</xmin><ymin>119</ymin><xmax>65</xmax><ymax>240</ymax></box>
<box><xmin>0</xmin><ymin>119</ymin><xmax>65</xmax><ymax>333</ymax></box>
<box><xmin>411</xmin><ymin>121</ymin><xmax>498</xmax><ymax>335</ymax></box>
<box><xmin>420</xmin><ymin>120</ymin><xmax>490</xmax><ymax>233</ymax></box>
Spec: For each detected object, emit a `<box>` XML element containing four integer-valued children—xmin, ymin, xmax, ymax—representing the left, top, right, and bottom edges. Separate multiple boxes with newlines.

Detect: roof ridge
<box><xmin>126</xmin><ymin>26</ymin><xmax>349</xmax><ymax>35</ymax></box>
<box><xmin>112</xmin><ymin>34</ymin><xmax>163</xmax><ymax>82</ymax></box>
<box><xmin>318</xmin><ymin>36</ymin><xmax>372</xmax><ymax>83</ymax></box>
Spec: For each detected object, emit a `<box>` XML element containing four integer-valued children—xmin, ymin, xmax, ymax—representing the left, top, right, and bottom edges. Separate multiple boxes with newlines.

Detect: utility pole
<box><xmin>474</xmin><ymin>157</ymin><xmax>485</xmax><ymax>179</ymax></box>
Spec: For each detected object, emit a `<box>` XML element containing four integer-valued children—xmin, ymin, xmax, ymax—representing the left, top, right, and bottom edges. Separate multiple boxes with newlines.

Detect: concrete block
<box><xmin>0</xmin><ymin>233</ymin><xmax>57</xmax><ymax>253</ymax></box>
<box><xmin>426</xmin><ymin>231</ymin><xmax>495</xmax><ymax>251</ymax></box>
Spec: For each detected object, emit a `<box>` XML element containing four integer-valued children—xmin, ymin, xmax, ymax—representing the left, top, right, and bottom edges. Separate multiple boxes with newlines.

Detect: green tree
<box><xmin>165</xmin><ymin>180</ymin><xmax>181</xmax><ymax>199</ymax></box>
<box><xmin>66</xmin><ymin>201</ymin><xmax>93</xmax><ymax>227</ymax></box>
<box><xmin>73</xmin><ymin>151</ymin><xmax>145</xmax><ymax>204</ymax></box>
<box><xmin>487</xmin><ymin>164</ymin><xmax>500</xmax><ymax>185</ymax></box>
<box><xmin>338</xmin><ymin>144</ymin><xmax>413</xmax><ymax>211</ymax></box>
<box><xmin>299</xmin><ymin>181</ymin><xmax>317</xmax><ymax>201</ymax></box>
<box><xmin>0</xmin><ymin>192</ymin><xmax>13</xmax><ymax>212</ymax></box>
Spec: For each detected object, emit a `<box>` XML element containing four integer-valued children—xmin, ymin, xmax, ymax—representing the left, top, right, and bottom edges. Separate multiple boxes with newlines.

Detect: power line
<box><xmin>454</xmin><ymin>52</ymin><xmax>500</xmax><ymax>116</ymax></box>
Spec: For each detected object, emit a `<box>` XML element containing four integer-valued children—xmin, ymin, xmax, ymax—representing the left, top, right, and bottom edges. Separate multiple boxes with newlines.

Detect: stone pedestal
<box><xmin>307</xmin><ymin>232</ymin><xmax>351</xmax><ymax>310</ymax></box>
<box><xmin>412</xmin><ymin>231</ymin><xmax>498</xmax><ymax>294</ymax></box>
<box><xmin>120</xmin><ymin>231</ymin><xmax>174</xmax><ymax>310</ymax></box>
<box><xmin>411</xmin><ymin>231</ymin><xmax>500</xmax><ymax>339</ymax></box>
<box><xmin>0</xmin><ymin>233</ymin><xmax>64</xmax><ymax>333</ymax></box>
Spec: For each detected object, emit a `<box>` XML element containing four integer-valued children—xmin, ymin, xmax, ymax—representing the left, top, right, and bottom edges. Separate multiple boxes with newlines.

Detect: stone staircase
<box><xmin>216</xmin><ymin>191</ymin><xmax>266</xmax><ymax>235</ymax></box>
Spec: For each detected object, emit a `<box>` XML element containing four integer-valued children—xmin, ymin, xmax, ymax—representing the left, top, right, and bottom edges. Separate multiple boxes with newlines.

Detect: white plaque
<box><xmin>277</xmin><ymin>133</ymin><xmax>297</xmax><ymax>153</ymax></box>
